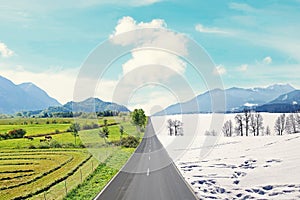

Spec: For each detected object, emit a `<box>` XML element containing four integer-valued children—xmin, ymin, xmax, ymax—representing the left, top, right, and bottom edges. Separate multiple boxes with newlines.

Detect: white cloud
<box><xmin>237</xmin><ymin>64</ymin><xmax>248</xmax><ymax>71</ymax></box>
<box><xmin>0</xmin><ymin>42</ymin><xmax>14</xmax><ymax>58</ymax></box>
<box><xmin>229</xmin><ymin>2</ymin><xmax>257</xmax><ymax>13</ymax></box>
<box><xmin>263</xmin><ymin>56</ymin><xmax>272</xmax><ymax>65</ymax></box>
<box><xmin>122</xmin><ymin>49</ymin><xmax>186</xmax><ymax>76</ymax></box>
<box><xmin>213</xmin><ymin>65</ymin><xmax>226</xmax><ymax>75</ymax></box>
<box><xmin>109</xmin><ymin>16</ymin><xmax>189</xmax><ymax>86</ymax></box>
<box><xmin>110</xmin><ymin>16</ymin><xmax>188</xmax><ymax>56</ymax></box>
<box><xmin>195</xmin><ymin>24</ymin><xmax>228</xmax><ymax>34</ymax></box>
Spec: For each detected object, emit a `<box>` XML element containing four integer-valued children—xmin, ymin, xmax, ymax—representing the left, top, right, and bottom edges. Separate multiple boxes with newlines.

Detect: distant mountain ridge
<box><xmin>256</xmin><ymin>90</ymin><xmax>300</xmax><ymax>113</ymax></box>
<box><xmin>156</xmin><ymin>84</ymin><xmax>296</xmax><ymax>115</ymax></box>
<box><xmin>46</xmin><ymin>97</ymin><xmax>130</xmax><ymax>113</ymax></box>
<box><xmin>0</xmin><ymin>76</ymin><xmax>61</xmax><ymax>114</ymax></box>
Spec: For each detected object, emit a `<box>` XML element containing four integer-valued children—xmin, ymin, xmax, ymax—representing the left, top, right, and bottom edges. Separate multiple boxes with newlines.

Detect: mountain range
<box><xmin>156</xmin><ymin>84</ymin><xmax>298</xmax><ymax>115</ymax></box>
<box><xmin>45</xmin><ymin>97</ymin><xmax>130</xmax><ymax>114</ymax></box>
<box><xmin>0</xmin><ymin>75</ymin><xmax>61</xmax><ymax>114</ymax></box>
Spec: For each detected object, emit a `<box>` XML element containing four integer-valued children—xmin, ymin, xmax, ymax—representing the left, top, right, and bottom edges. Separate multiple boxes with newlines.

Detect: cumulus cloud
<box><xmin>122</xmin><ymin>49</ymin><xmax>186</xmax><ymax>76</ymax></box>
<box><xmin>263</xmin><ymin>56</ymin><xmax>272</xmax><ymax>65</ymax></box>
<box><xmin>0</xmin><ymin>42</ymin><xmax>14</xmax><ymax>58</ymax></box>
<box><xmin>110</xmin><ymin>16</ymin><xmax>188</xmax><ymax>56</ymax></box>
<box><xmin>237</xmin><ymin>64</ymin><xmax>248</xmax><ymax>71</ymax></box>
<box><xmin>213</xmin><ymin>65</ymin><xmax>226</xmax><ymax>75</ymax></box>
<box><xmin>195</xmin><ymin>24</ymin><xmax>228</xmax><ymax>34</ymax></box>
<box><xmin>110</xmin><ymin>16</ymin><xmax>188</xmax><ymax>83</ymax></box>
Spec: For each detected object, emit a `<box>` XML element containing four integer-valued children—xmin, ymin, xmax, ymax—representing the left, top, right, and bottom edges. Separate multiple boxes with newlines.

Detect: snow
<box><xmin>244</xmin><ymin>103</ymin><xmax>258</xmax><ymax>107</ymax></box>
<box><xmin>293</xmin><ymin>101</ymin><xmax>298</xmax><ymax>105</ymax></box>
<box><xmin>151</xmin><ymin>113</ymin><xmax>300</xmax><ymax>200</ymax></box>
<box><xmin>282</xmin><ymin>94</ymin><xmax>288</xmax><ymax>101</ymax></box>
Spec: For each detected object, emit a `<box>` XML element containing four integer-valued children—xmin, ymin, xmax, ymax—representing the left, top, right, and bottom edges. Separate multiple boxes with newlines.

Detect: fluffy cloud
<box><xmin>110</xmin><ymin>16</ymin><xmax>188</xmax><ymax>56</ymax></box>
<box><xmin>213</xmin><ymin>65</ymin><xmax>226</xmax><ymax>75</ymax></box>
<box><xmin>122</xmin><ymin>49</ymin><xmax>186</xmax><ymax>76</ymax></box>
<box><xmin>110</xmin><ymin>16</ymin><xmax>188</xmax><ymax>83</ymax></box>
<box><xmin>263</xmin><ymin>56</ymin><xmax>272</xmax><ymax>65</ymax></box>
<box><xmin>195</xmin><ymin>24</ymin><xmax>228</xmax><ymax>34</ymax></box>
<box><xmin>0</xmin><ymin>42</ymin><xmax>14</xmax><ymax>58</ymax></box>
<box><xmin>237</xmin><ymin>64</ymin><xmax>248</xmax><ymax>71</ymax></box>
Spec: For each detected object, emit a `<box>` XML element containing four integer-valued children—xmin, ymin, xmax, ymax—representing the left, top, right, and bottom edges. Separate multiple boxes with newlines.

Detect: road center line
<box><xmin>147</xmin><ymin>168</ymin><xmax>150</xmax><ymax>176</ymax></box>
<box><xmin>149</xmin><ymin>156</ymin><xmax>151</xmax><ymax>160</ymax></box>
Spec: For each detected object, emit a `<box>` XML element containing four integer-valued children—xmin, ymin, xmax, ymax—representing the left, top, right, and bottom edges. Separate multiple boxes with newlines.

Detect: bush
<box><xmin>28</xmin><ymin>144</ymin><xmax>36</xmax><ymax>149</ymax></box>
<box><xmin>38</xmin><ymin>142</ymin><xmax>50</xmax><ymax>149</ymax></box>
<box><xmin>0</xmin><ymin>129</ymin><xmax>27</xmax><ymax>140</ymax></box>
<box><xmin>121</xmin><ymin>136</ymin><xmax>139</xmax><ymax>148</ymax></box>
<box><xmin>49</xmin><ymin>140</ymin><xmax>62</xmax><ymax>148</ymax></box>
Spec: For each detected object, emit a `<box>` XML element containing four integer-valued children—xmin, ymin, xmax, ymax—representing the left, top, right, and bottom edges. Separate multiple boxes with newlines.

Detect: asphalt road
<box><xmin>94</xmin><ymin>119</ymin><xmax>198</xmax><ymax>200</ymax></box>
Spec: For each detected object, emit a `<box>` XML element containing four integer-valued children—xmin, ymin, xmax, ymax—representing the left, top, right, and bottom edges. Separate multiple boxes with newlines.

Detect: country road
<box><xmin>94</xmin><ymin>119</ymin><xmax>198</xmax><ymax>200</ymax></box>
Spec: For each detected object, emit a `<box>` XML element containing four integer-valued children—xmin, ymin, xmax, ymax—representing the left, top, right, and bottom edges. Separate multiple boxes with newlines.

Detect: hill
<box><xmin>0</xmin><ymin>76</ymin><xmax>61</xmax><ymax>114</ymax></box>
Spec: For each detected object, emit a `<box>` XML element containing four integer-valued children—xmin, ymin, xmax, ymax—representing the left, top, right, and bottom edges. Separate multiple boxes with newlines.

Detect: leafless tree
<box><xmin>286</xmin><ymin>113</ymin><xmax>298</xmax><ymax>134</ymax></box>
<box><xmin>274</xmin><ymin>114</ymin><xmax>286</xmax><ymax>136</ymax></box>
<box><xmin>265</xmin><ymin>125</ymin><xmax>271</xmax><ymax>136</ymax></box>
<box><xmin>222</xmin><ymin>120</ymin><xmax>233</xmax><ymax>137</ymax></box>
<box><xmin>173</xmin><ymin>120</ymin><xmax>183</xmax><ymax>136</ymax></box>
<box><xmin>235</xmin><ymin>114</ymin><xmax>243</xmax><ymax>136</ymax></box>
<box><xmin>255</xmin><ymin>113</ymin><xmax>264</xmax><ymax>136</ymax></box>
<box><xmin>243</xmin><ymin>109</ymin><xmax>251</xmax><ymax>136</ymax></box>
<box><xmin>167</xmin><ymin>119</ymin><xmax>174</xmax><ymax>136</ymax></box>
<box><xmin>250</xmin><ymin>114</ymin><xmax>256</xmax><ymax>136</ymax></box>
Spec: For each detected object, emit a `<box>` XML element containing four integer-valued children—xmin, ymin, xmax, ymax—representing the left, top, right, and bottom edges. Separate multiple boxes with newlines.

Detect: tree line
<box><xmin>221</xmin><ymin>110</ymin><xmax>300</xmax><ymax>137</ymax></box>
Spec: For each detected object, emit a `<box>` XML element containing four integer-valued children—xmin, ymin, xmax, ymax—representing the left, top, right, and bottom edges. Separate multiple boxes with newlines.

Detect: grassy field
<box><xmin>64</xmin><ymin>148</ymin><xmax>135</xmax><ymax>200</ymax></box>
<box><xmin>0</xmin><ymin>149</ymin><xmax>91</xmax><ymax>200</ymax></box>
<box><xmin>0</xmin><ymin>115</ymin><xmax>142</xmax><ymax>200</ymax></box>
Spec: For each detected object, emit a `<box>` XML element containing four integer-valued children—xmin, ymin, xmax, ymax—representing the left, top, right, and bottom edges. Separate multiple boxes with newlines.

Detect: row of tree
<box><xmin>222</xmin><ymin>110</ymin><xmax>300</xmax><ymax>137</ymax></box>
<box><xmin>167</xmin><ymin>119</ymin><xmax>183</xmax><ymax>136</ymax></box>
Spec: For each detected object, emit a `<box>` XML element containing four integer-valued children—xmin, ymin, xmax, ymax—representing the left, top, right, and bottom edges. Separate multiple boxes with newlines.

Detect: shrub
<box><xmin>38</xmin><ymin>142</ymin><xmax>50</xmax><ymax>149</ymax></box>
<box><xmin>121</xmin><ymin>136</ymin><xmax>139</xmax><ymax>148</ymax></box>
<box><xmin>49</xmin><ymin>140</ymin><xmax>62</xmax><ymax>148</ymax></box>
<box><xmin>28</xmin><ymin>144</ymin><xmax>36</xmax><ymax>149</ymax></box>
<box><xmin>7</xmin><ymin>129</ymin><xmax>26</xmax><ymax>139</ymax></box>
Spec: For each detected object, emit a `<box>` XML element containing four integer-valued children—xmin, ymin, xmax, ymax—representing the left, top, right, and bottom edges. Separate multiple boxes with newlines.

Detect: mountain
<box><xmin>0</xmin><ymin>76</ymin><xmax>61</xmax><ymax>114</ymax></box>
<box><xmin>155</xmin><ymin>84</ymin><xmax>295</xmax><ymax>115</ymax></box>
<box><xmin>256</xmin><ymin>90</ymin><xmax>300</xmax><ymax>113</ymax></box>
<box><xmin>46</xmin><ymin>97</ymin><xmax>130</xmax><ymax>113</ymax></box>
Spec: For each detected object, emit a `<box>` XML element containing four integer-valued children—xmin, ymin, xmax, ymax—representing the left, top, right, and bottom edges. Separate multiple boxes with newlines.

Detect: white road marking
<box><xmin>149</xmin><ymin>156</ymin><xmax>151</xmax><ymax>160</ymax></box>
<box><xmin>147</xmin><ymin>168</ymin><xmax>150</xmax><ymax>176</ymax></box>
<box><xmin>149</xmin><ymin>149</ymin><xmax>151</xmax><ymax>152</ymax></box>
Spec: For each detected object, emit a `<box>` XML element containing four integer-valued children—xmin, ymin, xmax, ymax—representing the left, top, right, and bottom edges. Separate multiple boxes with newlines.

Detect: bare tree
<box><xmin>274</xmin><ymin>114</ymin><xmax>286</xmax><ymax>136</ymax></box>
<box><xmin>265</xmin><ymin>126</ymin><xmax>271</xmax><ymax>136</ymax></box>
<box><xmin>286</xmin><ymin>113</ymin><xmax>298</xmax><ymax>134</ymax></box>
<box><xmin>235</xmin><ymin>114</ymin><xmax>243</xmax><ymax>136</ymax></box>
<box><xmin>222</xmin><ymin>120</ymin><xmax>233</xmax><ymax>137</ymax></box>
<box><xmin>167</xmin><ymin>119</ymin><xmax>174</xmax><ymax>136</ymax></box>
<box><xmin>243</xmin><ymin>109</ymin><xmax>251</xmax><ymax>136</ymax></box>
<box><xmin>255</xmin><ymin>113</ymin><xmax>264</xmax><ymax>136</ymax></box>
<box><xmin>250</xmin><ymin>114</ymin><xmax>256</xmax><ymax>136</ymax></box>
<box><xmin>173</xmin><ymin>120</ymin><xmax>183</xmax><ymax>136</ymax></box>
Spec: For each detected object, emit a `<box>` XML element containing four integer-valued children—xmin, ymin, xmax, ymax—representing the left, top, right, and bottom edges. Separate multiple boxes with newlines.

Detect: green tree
<box><xmin>70</xmin><ymin>123</ymin><xmax>80</xmax><ymax>145</ymax></box>
<box><xmin>131</xmin><ymin>109</ymin><xmax>146</xmax><ymax>133</ymax></box>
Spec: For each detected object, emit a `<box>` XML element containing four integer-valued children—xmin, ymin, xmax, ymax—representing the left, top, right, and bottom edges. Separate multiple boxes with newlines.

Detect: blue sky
<box><xmin>1</xmin><ymin>0</ymin><xmax>300</xmax><ymax>113</ymax></box>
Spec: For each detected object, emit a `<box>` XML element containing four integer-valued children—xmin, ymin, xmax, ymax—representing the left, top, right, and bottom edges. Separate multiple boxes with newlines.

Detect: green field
<box><xmin>0</xmin><ymin>115</ymin><xmax>143</xmax><ymax>200</ymax></box>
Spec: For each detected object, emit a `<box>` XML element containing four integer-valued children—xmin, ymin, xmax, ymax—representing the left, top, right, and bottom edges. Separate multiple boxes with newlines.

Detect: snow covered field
<box><xmin>151</xmin><ymin>113</ymin><xmax>300</xmax><ymax>200</ymax></box>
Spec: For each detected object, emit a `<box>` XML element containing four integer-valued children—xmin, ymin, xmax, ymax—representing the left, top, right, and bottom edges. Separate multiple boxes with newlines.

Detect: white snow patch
<box><xmin>152</xmin><ymin>113</ymin><xmax>300</xmax><ymax>200</ymax></box>
<box><xmin>244</xmin><ymin>103</ymin><xmax>258</xmax><ymax>107</ymax></box>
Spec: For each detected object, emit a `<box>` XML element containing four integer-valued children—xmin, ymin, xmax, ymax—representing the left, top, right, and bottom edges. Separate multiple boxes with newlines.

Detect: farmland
<box><xmin>0</xmin><ymin>115</ymin><xmax>141</xmax><ymax>200</ymax></box>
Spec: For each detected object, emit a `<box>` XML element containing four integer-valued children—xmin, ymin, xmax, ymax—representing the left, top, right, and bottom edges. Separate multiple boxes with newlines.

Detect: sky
<box><xmin>1</xmin><ymin>0</ymin><xmax>300</xmax><ymax>114</ymax></box>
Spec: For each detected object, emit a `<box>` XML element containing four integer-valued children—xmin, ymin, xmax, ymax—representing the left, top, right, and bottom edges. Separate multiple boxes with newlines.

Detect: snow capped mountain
<box><xmin>155</xmin><ymin>84</ymin><xmax>296</xmax><ymax>115</ymax></box>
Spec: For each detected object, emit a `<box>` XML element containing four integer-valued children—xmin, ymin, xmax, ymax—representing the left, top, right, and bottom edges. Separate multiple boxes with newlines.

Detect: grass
<box><xmin>0</xmin><ymin>115</ymin><xmax>143</xmax><ymax>200</ymax></box>
<box><xmin>0</xmin><ymin>124</ymin><xmax>70</xmax><ymax>136</ymax></box>
<box><xmin>64</xmin><ymin>148</ymin><xmax>135</xmax><ymax>200</ymax></box>
<box><xmin>0</xmin><ymin>149</ymin><xmax>91</xmax><ymax>200</ymax></box>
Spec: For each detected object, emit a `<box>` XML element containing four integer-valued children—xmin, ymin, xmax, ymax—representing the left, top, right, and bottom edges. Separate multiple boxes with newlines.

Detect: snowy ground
<box><xmin>151</xmin><ymin>114</ymin><xmax>300</xmax><ymax>200</ymax></box>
